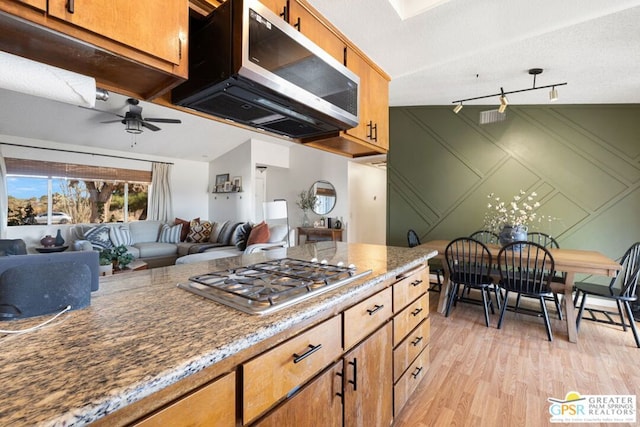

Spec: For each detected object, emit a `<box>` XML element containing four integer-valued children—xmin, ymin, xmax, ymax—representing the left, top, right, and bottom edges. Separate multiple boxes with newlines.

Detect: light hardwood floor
<box><xmin>394</xmin><ymin>291</ymin><xmax>639</xmax><ymax>427</ymax></box>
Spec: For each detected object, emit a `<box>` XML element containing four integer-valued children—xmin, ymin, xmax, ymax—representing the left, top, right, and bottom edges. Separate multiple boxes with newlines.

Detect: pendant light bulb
<box><xmin>549</xmin><ymin>86</ymin><xmax>559</xmax><ymax>102</ymax></box>
<box><xmin>453</xmin><ymin>103</ymin><xmax>463</xmax><ymax>114</ymax></box>
<box><xmin>498</xmin><ymin>88</ymin><xmax>508</xmax><ymax>113</ymax></box>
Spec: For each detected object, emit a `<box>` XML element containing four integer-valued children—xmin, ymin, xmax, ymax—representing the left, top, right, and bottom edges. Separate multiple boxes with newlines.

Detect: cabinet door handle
<box><xmin>293</xmin><ymin>17</ymin><xmax>301</xmax><ymax>31</ymax></box>
<box><xmin>280</xmin><ymin>5</ymin><xmax>288</xmax><ymax>21</ymax></box>
<box><xmin>411</xmin><ymin>366</ymin><xmax>423</xmax><ymax>379</ymax></box>
<box><xmin>366</xmin><ymin>120</ymin><xmax>373</xmax><ymax>139</ymax></box>
<box><xmin>292</xmin><ymin>343</ymin><xmax>322</xmax><ymax>364</ymax></box>
<box><xmin>411</xmin><ymin>279</ymin><xmax>423</xmax><ymax>287</ymax></box>
<box><xmin>67</xmin><ymin>0</ymin><xmax>74</xmax><ymax>13</ymax></box>
<box><xmin>411</xmin><ymin>336</ymin><xmax>423</xmax><ymax>346</ymax></box>
<box><xmin>348</xmin><ymin>358</ymin><xmax>358</xmax><ymax>390</ymax></box>
<box><xmin>411</xmin><ymin>307</ymin><xmax>423</xmax><ymax>317</ymax></box>
<box><xmin>372</xmin><ymin>122</ymin><xmax>378</xmax><ymax>142</ymax></box>
<box><xmin>335</xmin><ymin>370</ymin><xmax>344</xmax><ymax>400</ymax></box>
<box><xmin>366</xmin><ymin>304</ymin><xmax>384</xmax><ymax>315</ymax></box>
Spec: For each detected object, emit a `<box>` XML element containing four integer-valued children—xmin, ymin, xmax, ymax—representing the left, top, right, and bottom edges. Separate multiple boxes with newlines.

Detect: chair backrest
<box><xmin>610</xmin><ymin>242</ymin><xmax>640</xmax><ymax>298</ymax></box>
<box><xmin>527</xmin><ymin>232</ymin><xmax>559</xmax><ymax>248</ymax></box>
<box><xmin>407</xmin><ymin>229</ymin><xmax>421</xmax><ymax>248</ymax></box>
<box><xmin>497</xmin><ymin>241</ymin><xmax>555</xmax><ymax>295</ymax></box>
<box><xmin>469</xmin><ymin>230</ymin><xmax>499</xmax><ymax>244</ymax></box>
<box><xmin>445</xmin><ymin>237</ymin><xmax>493</xmax><ymax>286</ymax></box>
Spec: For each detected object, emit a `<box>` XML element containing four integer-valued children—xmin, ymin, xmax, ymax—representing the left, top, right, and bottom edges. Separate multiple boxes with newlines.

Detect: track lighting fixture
<box><xmin>452</xmin><ymin>68</ymin><xmax>567</xmax><ymax>110</ymax></box>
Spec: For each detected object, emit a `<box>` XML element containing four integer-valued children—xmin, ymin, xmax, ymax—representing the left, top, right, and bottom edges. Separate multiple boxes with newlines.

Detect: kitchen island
<box><xmin>0</xmin><ymin>242</ymin><xmax>436</xmax><ymax>426</ymax></box>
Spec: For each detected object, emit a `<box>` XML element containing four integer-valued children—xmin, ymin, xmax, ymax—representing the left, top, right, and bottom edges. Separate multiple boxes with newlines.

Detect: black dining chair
<box><xmin>469</xmin><ymin>230</ymin><xmax>500</xmax><ymax>245</ymax></box>
<box><xmin>575</xmin><ymin>242</ymin><xmax>640</xmax><ymax>348</ymax></box>
<box><xmin>497</xmin><ymin>241</ymin><xmax>557</xmax><ymax>341</ymax></box>
<box><xmin>408</xmin><ymin>229</ymin><xmax>443</xmax><ymax>292</ymax></box>
<box><xmin>445</xmin><ymin>237</ymin><xmax>497</xmax><ymax>327</ymax></box>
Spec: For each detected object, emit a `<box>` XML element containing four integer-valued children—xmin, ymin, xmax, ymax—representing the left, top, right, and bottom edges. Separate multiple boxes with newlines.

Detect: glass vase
<box><xmin>499</xmin><ymin>224</ymin><xmax>528</xmax><ymax>250</ymax></box>
<box><xmin>302</xmin><ymin>210</ymin><xmax>311</xmax><ymax>227</ymax></box>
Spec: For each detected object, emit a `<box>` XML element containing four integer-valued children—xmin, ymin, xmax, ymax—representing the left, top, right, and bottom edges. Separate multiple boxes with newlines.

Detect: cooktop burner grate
<box><xmin>178</xmin><ymin>258</ymin><xmax>372</xmax><ymax>314</ymax></box>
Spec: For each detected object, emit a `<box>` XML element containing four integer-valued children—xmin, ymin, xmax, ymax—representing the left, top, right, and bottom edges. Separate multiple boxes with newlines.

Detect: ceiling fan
<box><xmin>97</xmin><ymin>98</ymin><xmax>181</xmax><ymax>134</ymax></box>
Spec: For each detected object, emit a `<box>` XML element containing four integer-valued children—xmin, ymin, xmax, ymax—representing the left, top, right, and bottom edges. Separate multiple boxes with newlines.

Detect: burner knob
<box><xmin>311</xmin><ymin>257</ymin><xmax>318</xmax><ymax>263</ymax></box>
<box><xmin>337</xmin><ymin>261</ymin><xmax>344</xmax><ymax>267</ymax></box>
<box><xmin>320</xmin><ymin>259</ymin><xmax>328</xmax><ymax>264</ymax></box>
<box><xmin>348</xmin><ymin>264</ymin><xmax>356</xmax><ymax>270</ymax></box>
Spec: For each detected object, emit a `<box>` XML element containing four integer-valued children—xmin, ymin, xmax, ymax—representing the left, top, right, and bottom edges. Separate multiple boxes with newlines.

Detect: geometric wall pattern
<box><xmin>388</xmin><ymin>105</ymin><xmax>640</xmax><ymax>270</ymax></box>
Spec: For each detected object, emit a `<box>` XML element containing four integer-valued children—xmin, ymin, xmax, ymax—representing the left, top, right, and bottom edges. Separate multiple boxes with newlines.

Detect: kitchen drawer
<box><xmin>343</xmin><ymin>287</ymin><xmax>392</xmax><ymax>350</ymax></box>
<box><xmin>394</xmin><ymin>346</ymin><xmax>429</xmax><ymax>417</ymax></box>
<box><xmin>243</xmin><ymin>315</ymin><xmax>342</xmax><ymax>424</ymax></box>
<box><xmin>133</xmin><ymin>371</ymin><xmax>235</xmax><ymax>427</ymax></box>
<box><xmin>393</xmin><ymin>320</ymin><xmax>430</xmax><ymax>383</ymax></box>
<box><xmin>393</xmin><ymin>264</ymin><xmax>428</xmax><ymax>312</ymax></box>
<box><xmin>393</xmin><ymin>293</ymin><xmax>428</xmax><ymax>347</ymax></box>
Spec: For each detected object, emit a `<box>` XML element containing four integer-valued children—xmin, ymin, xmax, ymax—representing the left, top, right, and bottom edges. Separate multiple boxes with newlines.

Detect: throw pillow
<box><xmin>247</xmin><ymin>221</ymin><xmax>271</xmax><ymax>246</ymax></box>
<box><xmin>217</xmin><ymin>221</ymin><xmax>242</xmax><ymax>246</ymax></box>
<box><xmin>159</xmin><ymin>223</ymin><xmax>183</xmax><ymax>244</ymax></box>
<box><xmin>175</xmin><ymin>217</ymin><xmax>197</xmax><ymax>242</ymax></box>
<box><xmin>234</xmin><ymin>222</ymin><xmax>254</xmax><ymax>251</ymax></box>
<box><xmin>187</xmin><ymin>220</ymin><xmax>212</xmax><ymax>243</ymax></box>
<box><xmin>84</xmin><ymin>225</ymin><xmax>113</xmax><ymax>250</ymax></box>
<box><xmin>109</xmin><ymin>225</ymin><xmax>132</xmax><ymax>247</ymax></box>
<box><xmin>209</xmin><ymin>220</ymin><xmax>227</xmax><ymax>242</ymax></box>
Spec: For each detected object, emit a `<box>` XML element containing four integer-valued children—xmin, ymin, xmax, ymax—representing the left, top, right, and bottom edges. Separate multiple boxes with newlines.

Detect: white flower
<box><xmin>483</xmin><ymin>190</ymin><xmax>553</xmax><ymax>232</ymax></box>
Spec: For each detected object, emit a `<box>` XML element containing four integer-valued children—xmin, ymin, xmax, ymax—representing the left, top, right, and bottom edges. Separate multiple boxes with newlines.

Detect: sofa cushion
<box><xmin>187</xmin><ymin>220</ymin><xmax>212</xmax><ymax>243</ymax></box>
<box><xmin>175</xmin><ymin>217</ymin><xmax>196</xmax><ymax>242</ymax></box>
<box><xmin>109</xmin><ymin>225</ymin><xmax>132</xmax><ymax>246</ymax></box>
<box><xmin>247</xmin><ymin>221</ymin><xmax>270</xmax><ymax>246</ymax></box>
<box><xmin>133</xmin><ymin>242</ymin><xmax>177</xmax><ymax>258</ymax></box>
<box><xmin>209</xmin><ymin>220</ymin><xmax>227</xmax><ymax>243</ymax></box>
<box><xmin>129</xmin><ymin>221</ymin><xmax>164</xmax><ymax>244</ymax></box>
<box><xmin>218</xmin><ymin>222</ymin><xmax>242</xmax><ymax>246</ymax></box>
<box><xmin>234</xmin><ymin>222</ymin><xmax>253</xmax><ymax>251</ymax></box>
<box><xmin>84</xmin><ymin>225</ymin><xmax>113</xmax><ymax>250</ymax></box>
<box><xmin>159</xmin><ymin>223</ymin><xmax>182</xmax><ymax>244</ymax></box>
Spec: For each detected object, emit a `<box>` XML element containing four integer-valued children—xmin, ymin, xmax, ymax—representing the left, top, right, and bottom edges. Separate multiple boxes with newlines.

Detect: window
<box><xmin>5</xmin><ymin>159</ymin><xmax>151</xmax><ymax>226</ymax></box>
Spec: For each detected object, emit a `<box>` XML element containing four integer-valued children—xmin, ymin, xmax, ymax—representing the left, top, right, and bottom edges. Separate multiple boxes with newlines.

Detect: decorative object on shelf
<box><xmin>54</xmin><ymin>229</ymin><xmax>65</xmax><ymax>247</ymax></box>
<box><xmin>40</xmin><ymin>234</ymin><xmax>55</xmax><ymax>248</ymax></box>
<box><xmin>214</xmin><ymin>173</ymin><xmax>230</xmax><ymax>192</ymax></box>
<box><xmin>484</xmin><ymin>190</ymin><xmax>553</xmax><ymax>250</ymax></box>
<box><xmin>451</xmin><ymin>68</ymin><xmax>567</xmax><ymax>115</ymax></box>
<box><xmin>232</xmin><ymin>176</ymin><xmax>242</xmax><ymax>192</ymax></box>
<box><xmin>223</xmin><ymin>181</ymin><xmax>233</xmax><ymax>192</ymax></box>
<box><xmin>334</xmin><ymin>217</ymin><xmax>343</xmax><ymax>229</ymax></box>
<box><xmin>296</xmin><ymin>188</ymin><xmax>317</xmax><ymax>227</ymax></box>
<box><xmin>35</xmin><ymin>245</ymin><xmax>68</xmax><ymax>253</ymax></box>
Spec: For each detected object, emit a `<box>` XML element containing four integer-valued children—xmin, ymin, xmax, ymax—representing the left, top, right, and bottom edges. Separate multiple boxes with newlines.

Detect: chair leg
<box><xmin>622</xmin><ymin>301</ymin><xmax>640</xmax><ymax>348</ymax></box>
<box><xmin>539</xmin><ymin>297</ymin><xmax>553</xmax><ymax>341</ymax></box>
<box><xmin>497</xmin><ymin>290</ymin><xmax>510</xmax><ymax>329</ymax></box>
<box><xmin>552</xmin><ymin>294</ymin><xmax>563</xmax><ymax>320</ymax></box>
<box><xmin>616</xmin><ymin>300</ymin><xmax>628</xmax><ymax>332</ymax></box>
<box><xmin>480</xmin><ymin>289</ymin><xmax>490</xmax><ymax>327</ymax></box>
<box><xmin>576</xmin><ymin>293</ymin><xmax>588</xmax><ymax>332</ymax></box>
<box><xmin>514</xmin><ymin>293</ymin><xmax>522</xmax><ymax>313</ymax></box>
<box><xmin>487</xmin><ymin>289</ymin><xmax>496</xmax><ymax>315</ymax></box>
<box><xmin>573</xmin><ymin>289</ymin><xmax>581</xmax><ymax>308</ymax></box>
<box><xmin>445</xmin><ymin>283</ymin><xmax>459</xmax><ymax>317</ymax></box>
<box><xmin>493</xmin><ymin>286</ymin><xmax>502</xmax><ymax>310</ymax></box>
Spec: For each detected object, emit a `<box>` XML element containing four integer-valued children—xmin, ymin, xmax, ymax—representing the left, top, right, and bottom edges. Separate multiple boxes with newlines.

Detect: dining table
<box><xmin>419</xmin><ymin>239</ymin><xmax>622</xmax><ymax>343</ymax></box>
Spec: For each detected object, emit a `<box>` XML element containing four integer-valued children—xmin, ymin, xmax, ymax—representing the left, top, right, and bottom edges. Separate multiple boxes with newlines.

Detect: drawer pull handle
<box><xmin>348</xmin><ymin>358</ymin><xmax>358</xmax><ymax>390</ymax></box>
<box><xmin>67</xmin><ymin>0</ymin><xmax>74</xmax><ymax>13</ymax></box>
<box><xmin>411</xmin><ymin>336</ymin><xmax>423</xmax><ymax>346</ymax></box>
<box><xmin>335</xmin><ymin>371</ymin><xmax>344</xmax><ymax>399</ymax></box>
<box><xmin>367</xmin><ymin>304</ymin><xmax>384</xmax><ymax>315</ymax></box>
<box><xmin>292</xmin><ymin>343</ymin><xmax>322</xmax><ymax>364</ymax></box>
<box><xmin>411</xmin><ymin>366</ymin><xmax>423</xmax><ymax>379</ymax></box>
<box><xmin>411</xmin><ymin>307</ymin><xmax>423</xmax><ymax>317</ymax></box>
<box><xmin>411</xmin><ymin>279</ymin><xmax>423</xmax><ymax>287</ymax></box>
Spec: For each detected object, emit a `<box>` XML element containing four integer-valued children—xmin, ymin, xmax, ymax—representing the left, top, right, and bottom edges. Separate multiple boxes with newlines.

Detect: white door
<box><xmin>254</xmin><ymin>167</ymin><xmax>267</xmax><ymax>221</ymax></box>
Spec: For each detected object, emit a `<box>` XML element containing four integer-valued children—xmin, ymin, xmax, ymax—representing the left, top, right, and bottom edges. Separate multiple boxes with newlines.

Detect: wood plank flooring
<box><xmin>393</xmin><ymin>291</ymin><xmax>639</xmax><ymax>427</ymax></box>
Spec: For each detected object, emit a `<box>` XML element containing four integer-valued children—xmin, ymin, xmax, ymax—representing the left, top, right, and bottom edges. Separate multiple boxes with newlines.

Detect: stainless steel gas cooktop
<box><xmin>177</xmin><ymin>258</ymin><xmax>372</xmax><ymax>315</ymax></box>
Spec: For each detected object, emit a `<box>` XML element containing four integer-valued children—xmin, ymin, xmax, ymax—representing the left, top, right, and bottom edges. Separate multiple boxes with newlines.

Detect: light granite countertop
<box><xmin>0</xmin><ymin>242</ymin><xmax>436</xmax><ymax>426</ymax></box>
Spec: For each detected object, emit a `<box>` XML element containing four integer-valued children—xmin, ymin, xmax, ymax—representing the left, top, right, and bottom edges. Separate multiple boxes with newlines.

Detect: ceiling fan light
<box><xmin>549</xmin><ymin>87</ymin><xmax>559</xmax><ymax>102</ymax></box>
<box><xmin>453</xmin><ymin>103</ymin><xmax>463</xmax><ymax>114</ymax></box>
<box><xmin>125</xmin><ymin>120</ymin><xmax>142</xmax><ymax>134</ymax></box>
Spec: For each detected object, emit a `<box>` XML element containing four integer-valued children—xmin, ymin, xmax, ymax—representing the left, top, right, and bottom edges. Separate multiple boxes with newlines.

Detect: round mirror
<box><xmin>310</xmin><ymin>180</ymin><xmax>336</xmax><ymax>215</ymax></box>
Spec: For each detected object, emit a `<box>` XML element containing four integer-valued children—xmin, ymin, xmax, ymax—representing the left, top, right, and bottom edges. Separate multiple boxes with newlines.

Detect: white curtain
<box><xmin>148</xmin><ymin>162</ymin><xmax>173</xmax><ymax>222</ymax></box>
<box><xmin>0</xmin><ymin>149</ymin><xmax>7</xmax><ymax>238</ymax></box>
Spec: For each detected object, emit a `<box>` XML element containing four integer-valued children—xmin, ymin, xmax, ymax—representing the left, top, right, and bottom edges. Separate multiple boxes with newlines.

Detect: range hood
<box><xmin>173</xmin><ymin>0</ymin><xmax>359</xmax><ymax>139</ymax></box>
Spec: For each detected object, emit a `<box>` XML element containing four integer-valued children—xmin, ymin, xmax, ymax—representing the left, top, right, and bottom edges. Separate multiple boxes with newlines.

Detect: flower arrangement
<box><xmin>296</xmin><ymin>189</ymin><xmax>317</xmax><ymax>212</ymax></box>
<box><xmin>100</xmin><ymin>244</ymin><xmax>134</xmax><ymax>270</ymax></box>
<box><xmin>483</xmin><ymin>189</ymin><xmax>551</xmax><ymax>232</ymax></box>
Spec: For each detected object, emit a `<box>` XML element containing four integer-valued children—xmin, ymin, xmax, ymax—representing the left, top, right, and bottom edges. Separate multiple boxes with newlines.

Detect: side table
<box><xmin>297</xmin><ymin>227</ymin><xmax>343</xmax><ymax>245</ymax></box>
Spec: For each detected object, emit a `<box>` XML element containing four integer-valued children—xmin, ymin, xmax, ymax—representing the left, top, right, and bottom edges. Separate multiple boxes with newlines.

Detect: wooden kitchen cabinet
<box><xmin>288</xmin><ymin>0</ymin><xmax>346</xmax><ymax>63</ymax></box>
<box><xmin>253</xmin><ymin>363</ymin><xmax>343</xmax><ymax>427</ymax></box>
<box><xmin>14</xmin><ymin>0</ymin><xmax>46</xmax><ymax>11</ymax></box>
<box><xmin>343</xmin><ymin>322</ymin><xmax>393</xmax><ymax>427</ymax></box>
<box><xmin>132</xmin><ymin>371</ymin><xmax>236</xmax><ymax>427</ymax></box>
<box><xmin>0</xmin><ymin>0</ymin><xmax>188</xmax><ymax>99</ymax></box>
<box><xmin>343</xmin><ymin>287</ymin><xmax>392</xmax><ymax>350</ymax></box>
<box><xmin>242</xmin><ymin>315</ymin><xmax>342</xmax><ymax>424</ymax></box>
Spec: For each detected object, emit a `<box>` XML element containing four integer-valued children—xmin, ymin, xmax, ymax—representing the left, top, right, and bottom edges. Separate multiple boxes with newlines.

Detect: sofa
<box><xmin>70</xmin><ymin>220</ymin><xmax>289</xmax><ymax>268</ymax></box>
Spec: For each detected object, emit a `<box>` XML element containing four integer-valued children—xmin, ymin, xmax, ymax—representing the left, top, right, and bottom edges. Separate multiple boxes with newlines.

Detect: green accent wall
<box><xmin>388</xmin><ymin>104</ymin><xmax>640</xmax><ymax>266</ymax></box>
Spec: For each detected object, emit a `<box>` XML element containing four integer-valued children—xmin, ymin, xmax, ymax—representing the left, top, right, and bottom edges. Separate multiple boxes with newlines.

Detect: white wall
<box><xmin>1</xmin><ymin>135</ymin><xmax>209</xmax><ymax>247</ymax></box>
<box><xmin>209</xmin><ymin>140</ymin><xmax>253</xmax><ymax>222</ymax></box>
<box><xmin>348</xmin><ymin>162</ymin><xmax>387</xmax><ymax>245</ymax></box>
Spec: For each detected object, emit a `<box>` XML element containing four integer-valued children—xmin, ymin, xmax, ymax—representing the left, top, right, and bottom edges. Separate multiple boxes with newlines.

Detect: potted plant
<box><xmin>99</xmin><ymin>249</ymin><xmax>114</xmax><ymax>276</ymax></box>
<box><xmin>112</xmin><ymin>244</ymin><xmax>134</xmax><ymax>270</ymax></box>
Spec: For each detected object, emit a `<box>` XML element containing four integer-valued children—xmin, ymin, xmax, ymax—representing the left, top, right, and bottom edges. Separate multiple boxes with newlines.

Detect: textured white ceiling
<box><xmin>1</xmin><ymin>0</ymin><xmax>639</xmax><ymax>162</ymax></box>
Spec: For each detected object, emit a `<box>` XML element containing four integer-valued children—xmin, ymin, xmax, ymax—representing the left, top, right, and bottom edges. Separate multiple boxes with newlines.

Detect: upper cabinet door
<box><xmin>288</xmin><ymin>0</ymin><xmax>346</xmax><ymax>64</ymax></box>
<box><xmin>15</xmin><ymin>0</ymin><xmax>46</xmax><ymax>11</ymax></box>
<box><xmin>47</xmin><ymin>0</ymin><xmax>186</xmax><ymax>65</ymax></box>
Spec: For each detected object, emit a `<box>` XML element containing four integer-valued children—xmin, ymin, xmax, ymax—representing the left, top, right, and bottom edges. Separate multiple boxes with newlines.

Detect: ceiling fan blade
<box><xmin>79</xmin><ymin>105</ymin><xmax>125</xmax><ymax>118</ymax></box>
<box><xmin>144</xmin><ymin>118</ymin><xmax>182</xmax><ymax>123</ymax></box>
<box><xmin>141</xmin><ymin>121</ymin><xmax>161</xmax><ymax>132</ymax></box>
<box><xmin>100</xmin><ymin>119</ymin><xmax>124</xmax><ymax>124</ymax></box>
